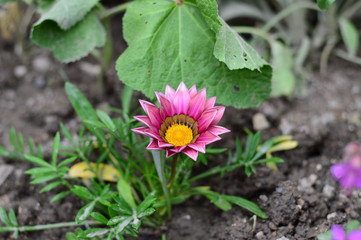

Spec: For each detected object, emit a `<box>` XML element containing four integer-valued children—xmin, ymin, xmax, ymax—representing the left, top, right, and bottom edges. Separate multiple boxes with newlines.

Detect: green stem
<box><xmin>167</xmin><ymin>154</ymin><xmax>178</xmax><ymax>188</ymax></box>
<box><xmin>0</xmin><ymin>220</ymin><xmax>98</xmax><ymax>233</ymax></box>
<box><xmin>342</xmin><ymin>1</ymin><xmax>361</xmax><ymax>19</ymax></box>
<box><xmin>262</xmin><ymin>2</ymin><xmax>319</xmax><ymax>32</ymax></box>
<box><xmin>232</xmin><ymin>26</ymin><xmax>273</xmax><ymax>44</ymax></box>
<box><xmin>100</xmin><ymin>2</ymin><xmax>131</xmax><ymax>19</ymax></box>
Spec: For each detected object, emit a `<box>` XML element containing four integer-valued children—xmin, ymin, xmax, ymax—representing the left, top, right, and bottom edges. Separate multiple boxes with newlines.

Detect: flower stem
<box><xmin>167</xmin><ymin>154</ymin><xmax>178</xmax><ymax>189</ymax></box>
<box><xmin>100</xmin><ymin>2</ymin><xmax>131</xmax><ymax>19</ymax></box>
<box><xmin>0</xmin><ymin>220</ymin><xmax>98</xmax><ymax>233</ymax></box>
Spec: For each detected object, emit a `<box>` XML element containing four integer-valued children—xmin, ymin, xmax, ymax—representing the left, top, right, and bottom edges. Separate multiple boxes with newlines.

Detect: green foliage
<box><xmin>339</xmin><ymin>18</ymin><xmax>359</xmax><ymax>56</ymax></box>
<box><xmin>31</xmin><ymin>0</ymin><xmax>105</xmax><ymax>62</ymax></box>
<box><xmin>317</xmin><ymin>221</ymin><xmax>361</xmax><ymax>240</ymax></box>
<box><xmin>0</xmin><ymin>207</ymin><xmax>20</xmax><ymax>238</ymax></box>
<box><xmin>0</xmin><ymin>0</ymin><xmax>15</xmax><ymax>4</ymax></box>
<box><xmin>116</xmin><ymin>0</ymin><xmax>271</xmax><ymax>109</ymax></box>
<box><xmin>317</xmin><ymin>0</ymin><xmax>336</xmax><ymax>10</ymax></box>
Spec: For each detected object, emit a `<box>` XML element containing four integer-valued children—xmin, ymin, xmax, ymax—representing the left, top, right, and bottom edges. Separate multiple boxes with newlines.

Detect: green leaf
<box><xmin>50</xmin><ymin>191</ymin><xmax>71</xmax><ymax>203</ymax></box>
<box><xmin>339</xmin><ymin>18</ymin><xmax>359</xmax><ymax>56</ymax></box>
<box><xmin>34</xmin><ymin>0</ymin><xmax>99</xmax><ymax>30</ymax></box>
<box><xmin>346</xmin><ymin>220</ymin><xmax>361</xmax><ymax>232</ymax></box>
<box><xmin>31</xmin><ymin>12</ymin><xmax>106</xmax><ymax>62</ymax></box>
<box><xmin>270</xmin><ymin>41</ymin><xmax>296</xmax><ymax>97</ymax></box>
<box><xmin>117</xmin><ymin>178</ymin><xmax>136</xmax><ymax>209</ymax></box>
<box><xmin>137</xmin><ymin>208</ymin><xmax>155</xmax><ymax>218</ymax></box>
<box><xmin>223</xmin><ymin>195</ymin><xmax>267</xmax><ymax>219</ymax></box>
<box><xmin>136</xmin><ymin>192</ymin><xmax>156</xmax><ymax>214</ymax></box>
<box><xmin>317</xmin><ymin>231</ymin><xmax>332</xmax><ymax>240</ymax></box>
<box><xmin>107</xmin><ymin>216</ymin><xmax>128</xmax><ymax>226</ymax></box>
<box><xmin>96</xmin><ymin>110</ymin><xmax>116</xmax><ymax>132</ymax></box>
<box><xmin>91</xmin><ymin>212</ymin><xmax>109</xmax><ymax>225</ymax></box>
<box><xmin>72</xmin><ymin>185</ymin><xmax>95</xmax><ymax>201</ymax></box>
<box><xmin>25</xmin><ymin>167</ymin><xmax>53</xmax><ymax>175</ymax></box>
<box><xmin>31</xmin><ymin>174</ymin><xmax>59</xmax><ymax>184</ymax></box>
<box><xmin>317</xmin><ymin>0</ymin><xmax>336</xmax><ymax>10</ymax></box>
<box><xmin>208</xmin><ymin>194</ymin><xmax>232</xmax><ymax>211</ymax></box>
<box><xmin>52</xmin><ymin>132</ymin><xmax>60</xmax><ymax>166</ymax></box>
<box><xmin>8</xmin><ymin>209</ymin><xmax>18</xmax><ymax>226</ymax></box>
<box><xmin>40</xmin><ymin>181</ymin><xmax>63</xmax><ymax>193</ymax></box>
<box><xmin>76</xmin><ymin>201</ymin><xmax>96</xmax><ymax>224</ymax></box>
<box><xmin>0</xmin><ymin>0</ymin><xmax>15</xmax><ymax>4</ymax></box>
<box><xmin>58</xmin><ymin>156</ymin><xmax>77</xmax><ymax>167</ymax></box>
<box><xmin>117</xmin><ymin>0</ymin><xmax>271</xmax><ymax>108</ymax></box>
<box><xmin>24</xmin><ymin>154</ymin><xmax>52</xmax><ymax>168</ymax></box>
<box><xmin>0</xmin><ymin>207</ymin><xmax>11</xmax><ymax>226</ymax></box>
<box><xmin>255</xmin><ymin>157</ymin><xmax>284</xmax><ymax>164</ymax></box>
<box><xmin>80</xmin><ymin>228</ymin><xmax>110</xmax><ymax>238</ymax></box>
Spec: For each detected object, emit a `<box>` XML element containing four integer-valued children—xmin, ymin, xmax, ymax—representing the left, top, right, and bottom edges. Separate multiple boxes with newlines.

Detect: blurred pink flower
<box><xmin>132</xmin><ymin>82</ymin><xmax>230</xmax><ymax>160</ymax></box>
<box><xmin>331</xmin><ymin>225</ymin><xmax>361</xmax><ymax>240</ymax></box>
<box><xmin>331</xmin><ymin>142</ymin><xmax>361</xmax><ymax>190</ymax></box>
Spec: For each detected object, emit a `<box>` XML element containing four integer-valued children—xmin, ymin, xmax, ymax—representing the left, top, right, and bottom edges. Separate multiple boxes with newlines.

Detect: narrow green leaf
<box><xmin>107</xmin><ymin>216</ymin><xmax>128</xmax><ymax>226</ymax></box>
<box><xmin>137</xmin><ymin>208</ymin><xmax>156</xmax><ymax>218</ymax></box>
<box><xmin>83</xmin><ymin>120</ymin><xmax>106</xmax><ymax>129</ymax></box>
<box><xmin>317</xmin><ymin>0</ymin><xmax>336</xmax><ymax>10</ymax></box>
<box><xmin>255</xmin><ymin>157</ymin><xmax>284</xmax><ymax>164</ymax></box>
<box><xmin>40</xmin><ymin>181</ymin><xmax>63</xmax><ymax>193</ymax></box>
<box><xmin>31</xmin><ymin>174</ymin><xmax>59</xmax><ymax>184</ymax></box>
<box><xmin>17</xmin><ymin>132</ymin><xmax>24</xmax><ymax>153</ymax></box>
<box><xmin>117</xmin><ymin>178</ymin><xmax>136</xmax><ymax>209</ymax></box>
<box><xmin>136</xmin><ymin>192</ymin><xmax>156</xmax><ymax>214</ymax></box>
<box><xmin>91</xmin><ymin>212</ymin><xmax>109</xmax><ymax>225</ymax></box>
<box><xmin>115</xmin><ymin>217</ymin><xmax>132</xmax><ymax>234</ymax></box>
<box><xmin>50</xmin><ymin>191</ymin><xmax>71</xmax><ymax>203</ymax></box>
<box><xmin>32</xmin><ymin>12</ymin><xmax>106</xmax><ymax>62</ymax></box>
<box><xmin>25</xmin><ymin>167</ymin><xmax>53</xmax><ymax>175</ymax></box>
<box><xmin>97</xmin><ymin>110</ymin><xmax>116</xmax><ymax>132</ymax></box>
<box><xmin>58</xmin><ymin>156</ymin><xmax>77</xmax><ymax>167</ymax></box>
<box><xmin>76</xmin><ymin>201</ymin><xmax>96</xmax><ymax>224</ymax></box>
<box><xmin>72</xmin><ymin>185</ymin><xmax>95</xmax><ymax>201</ymax></box>
<box><xmin>206</xmin><ymin>194</ymin><xmax>232</xmax><ymax>211</ymax></box>
<box><xmin>121</xmin><ymin>86</ymin><xmax>133</xmax><ymax>117</ymax></box>
<box><xmin>0</xmin><ymin>207</ymin><xmax>11</xmax><ymax>226</ymax></box>
<box><xmin>60</xmin><ymin>123</ymin><xmax>74</xmax><ymax>144</ymax></box>
<box><xmin>317</xmin><ymin>231</ymin><xmax>332</xmax><ymax>240</ymax></box>
<box><xmin>206</xmin><ymin>148</ymin><xmax>228</xmax><ymax>154</ymax></box>
<box><xmin>80</xmin><ymin>228</ymin><xmax>110</xmax><ymax>238</ymax></box>
<box><xmin>52</xmin><ymin>132</ymin><xmax>60</xmax><ymax>166</ymax></box>
<box><xmin>28</xmin><ymin>138</ymin><xmax>36</xmax><ymax>155</ymax></box>
<box><xmin>24</xmin><ymin>154</ymin><xmax>52</xmax><ymax>168</ymax></box>
<box><xmin>339</xmin><ymin>18</ymin><xmax>359</xmax><ymax>56</ymax></box>
<box><xmin>8</xmin><ymin>209</ymin><xmax>18</xmax><ymax>226</ymax></box>
<box><xmin>346</xmin><ymin>220</ymin><xmax>361</xmax><ymax>232</ymax></box>
<box><xmin>223</xmin><ymin>195</ymin><xmax>267</xmax><ymax>219</ymax></box>
<box><xmin>0</xmin><ymin>146</ymin><xmax>11</xmax><ymax>158</ymax></box>
<box><xmin>9</xmin><ymin>127</ymin><xmax>18</xmax><ymax>152</ymax></box>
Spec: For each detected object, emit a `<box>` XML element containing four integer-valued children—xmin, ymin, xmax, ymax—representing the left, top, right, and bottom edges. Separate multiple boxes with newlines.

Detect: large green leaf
<box><xmin>32</xmin><ymin>12</ymin><xmax>106</xmax><ymax>62</ymax></box>
<box><xmin>34</xmin><ymin>0</ymin><xmax>99</xmax><ymax>30</ymax></box>
<box><xmin>116</xmin><ymin>0</ymin><xmax>271</xmax><ymax>108</ymax></box>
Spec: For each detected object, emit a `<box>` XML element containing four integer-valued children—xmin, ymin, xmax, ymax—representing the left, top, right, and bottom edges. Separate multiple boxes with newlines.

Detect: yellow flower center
<box><xmin>165</xmin><ymin>124</ymin><xmax>193</xmax><ymax>147</ymax></box>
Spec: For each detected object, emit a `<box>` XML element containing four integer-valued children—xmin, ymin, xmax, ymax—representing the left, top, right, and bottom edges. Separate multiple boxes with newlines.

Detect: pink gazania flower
<box><xmin>331</xmin><ymin>225</ymin><xmax>361</xmax><ymax>240</ymax></box>
<box><xmin>331</xmin><ymin>142</ymin><xmax>361</xmax><ymax>190</ymax></box>
<box><xmin>132</xmin><ymin>82</ymin><xmax>230</xmax><ymax>160</ymax></box>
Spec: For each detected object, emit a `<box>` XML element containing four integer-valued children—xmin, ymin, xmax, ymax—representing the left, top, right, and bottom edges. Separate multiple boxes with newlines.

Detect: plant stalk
<box><xmin>100</xmin><ymin>2</ymin><xmax>131</xmax><ymax>19</ymax></box>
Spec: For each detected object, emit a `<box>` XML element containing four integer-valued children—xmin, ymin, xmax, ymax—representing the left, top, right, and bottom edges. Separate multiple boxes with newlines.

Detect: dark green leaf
<box><xmin>8</xmin><ymin>209</ymin><xmax>18</xmax><ymax>226</ymax></box>
<box><xmin>72</xmin><ymin>185</ymin><xmax>95</xmax><ymax>201</ymax></box>
<box><xmin>31</xmin><ymin>12</ymin><xmax>106</xmax><ymax>62</ymax></box>
<box><xmin>97</xmin><ymin>110</ymin><xmax>116</xmax><ymax>132</ymax></box>
<box><xmin>40</xmin><ymin>181</ymin><xmax>63</xmax><ymax>193</ymax></box>
<box><xmin>0</xmin><ymin>207</ymin><xmax>11</xmax><ymax>226</ymax></box>
<box><xmin>91</xmin><ymin>212</ymin><xmax>109</xmax><ymax>225</ymax></box>
<box><xmin>24</xmin><ymin>154</ymin><xmax>52</xmax><ymax>168</ymax></box>
<box><xmin>223</xmin><ymin>195</ymin><xmax>267</xmax><ymax>219</ymax></box>
<box><xmin>117</xmin><ymin>0</ymin><xmax>271</xmax><ymax>108</ymax></box>
<box><xmin>317</xmin><ymin>0</ymin><xmax>336</xmax><ymax>10</ymax></box>
<box><xmin>76</xmin><ymin>201</ymin><xmax>96</xmax><ymax>224</ymax></box>
<box><xmin>255</xmin><ymin>158</ymin><xmax>284</xmax><ymax>164</ymax></box>
<box><xmin>50</xmin><ymin>191</ymin><xmax>71</xmax><ymax>203</ymax></box>
<box><xmin>52</xmin><ymin>132</ymin><xmax>60</xmax><ymax>165</ymax></box>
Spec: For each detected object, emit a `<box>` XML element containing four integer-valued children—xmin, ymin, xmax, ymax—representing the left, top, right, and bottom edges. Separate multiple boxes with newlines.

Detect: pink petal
<box><xmin>331</xmin><ymin>225</ymin><xmax>346</xmax><ymax>240</ymax></box>
<box><xmin>196</xmin><ymin>131</ymin><xmax>221</xmax><ymax>144</ymax></box>
<box><xmin>331</xmin><ymin>164</ymin><xmax>348</xmax><ymax>179</ymax></box>
<box><xmin>188</xmin><ymin>88</ymin><xmax>206</xmax><ymax>120</ymax></box>
<box><xmin>166</xmin><ymin>149</ymin><xmax>177</xmax><ymax>158</ymax></box>
<box><xmin>355</xmin><ymin>170</ymin><xmax>361</xmax><ymax>188</ymax></box>
<box><xmin>132</xmin><ymin>127</ymin><xmax>148</xmax><ymax>135</ymax></box>
<box><xmin>173</xmin><ymin>84</ymin><xmax>190</xmax><ymax>115</ymax></box>
<box><xmin>165</xmin><ymin>85</ymin><xmax>176</xmax><ymax>98</ymax></box>
<box><xmin>134</xmin><ymin>115</ymin><xmax>152</xmax><ymax>127</ymax></box>
<box><xmin>211</xmin><ymin>106</ymin><xmax>225</xmax><ymax>125</ymax></box>
<box><xmin>349</xmin><ymin>230</ymin><xmax>361</xmax><ymax>240</ymax></box>
<box><xmin>158</xmin><ymin>141</ymin><xmax>173</xmax><ymax>148</ymax></box>
<box><xmin>188</xmin><ymin>142</ymin><xmax>206</xmax><ymax>153</ymax></box>
<box><xmin>205</xmin><ymin>96</ymin><xmax>216</xmax><ymax>109</ymax></box>
<box><xmin>169</xmin><ymin>146</ymin><xmax>187</xmax><ymax>153</ymax></box>
<box><xmin>139</xmin><ymin>100</ymin><xmax>162</xmax><ymax>128</ymax></box>
<box><xmin>198</xmin><ymin>109</ymin><xmax>218</xmax><ymax>133</ymax></box>
<box><xmin>183</xmin><ymin>148</ymin><xmax>199</xmax><ymax>161</ymax></box>
<box><xmin>158</xmin><ymin>94</ymin><xmax>174</xmax><ymax>117</ymax></box>
<box><xmin>208</xmin><ymin>126</ymin><xmax>230</xmax><ymax>136</ymax></box>
<box><xmin>189</xmin><ymin>85</ymin><xmax>197</xmax><ymax>97</ymax></box>
<box><xmin>146</xmin><ymin>140</ymin><xmax>163</xmax><ymax>150</ymax></box>
<box><xmin>144</xmin><ymin>128</ymin><xmax>162</xmax><ymax>141</ymax></box>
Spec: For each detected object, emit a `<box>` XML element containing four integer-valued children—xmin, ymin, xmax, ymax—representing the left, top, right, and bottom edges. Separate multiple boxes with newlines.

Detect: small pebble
<box><xmin>327</xmin><ymin>212</ymin><xmax>337</xmax><ymax>221</ymax></box>
<box><xmin>13</xmin><ymin>65</ymin><xmax>27</xmax><ymax>78</ymax></box>
<box><xmin>33</xmin><ymin>56</ymin><xmax>51</xmax><ymax>72</ymax></box>
<box><xmin>256</xmin><ymin>231</ymin><xmax>264</xmax><ymax>239</ymax></box>
<box><xmin>253</xmin><ymin>113</ymin><xmax>270</xmax><ymax>131</ymax></box>
<box><xmin>323</xmin><ymin>184</ymin><xmax>335</xmax><ymax>198</ymax></box>
<box><xmin>269</xmin><ymin>222</ymin><xmax>277</xmax><ymax>230</ymax></box>
<box><xmin>259</xmin><ymin>195</ymin><xmax>268</xmax><ymax>202</ymax></box>
<box><xmin>276</xmin><ymin>237</ymin><xmax>290</xmax><ymax>240</ymax></box>
<box><xmin>316</xmin><ymin>164</ymin><xmax>322</xmax><ymax>171</ymax></box>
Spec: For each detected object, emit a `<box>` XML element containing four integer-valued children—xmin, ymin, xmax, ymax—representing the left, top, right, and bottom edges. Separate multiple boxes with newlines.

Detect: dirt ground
<box><xmin>1</xmin><ymin>18</ymin><xmax>361</xmax><ymax>240</ymax></box>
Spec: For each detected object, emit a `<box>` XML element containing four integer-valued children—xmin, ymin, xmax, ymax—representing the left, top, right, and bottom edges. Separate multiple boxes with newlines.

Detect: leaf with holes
<box><xmin>117</xmin><ymin>0</ymin><xmax>271</xmax><ymax>108</ymax></box>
